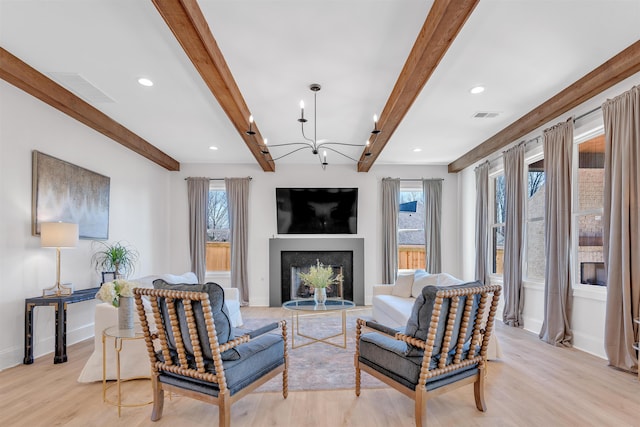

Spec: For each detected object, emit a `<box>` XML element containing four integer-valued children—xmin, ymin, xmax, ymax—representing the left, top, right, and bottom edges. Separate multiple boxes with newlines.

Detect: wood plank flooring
<box><xmin>1</xmin><ymin>307</ymin><xmax>638</xmax><ymax>427</ymax></box>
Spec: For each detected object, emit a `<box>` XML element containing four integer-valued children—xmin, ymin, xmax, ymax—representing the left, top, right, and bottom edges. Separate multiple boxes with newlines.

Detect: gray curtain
<box><xmin>187</xmin><ymin>177</ymin><xmax>209</xmax><ymax>283</ymax></box>
<box><xmin>539</xmin><ymin>119</ymin><xmax>574</xmax><ymax>346</ymax></box>
<box><xmin>602</xmin><ymin>85</ymin><xmax>640</xmax><ymax>373</ymax></box>
<box><xmin>381</xmin><ymin>178</ymin><xmax>400</xmax><ymax>283</ymax></box>
<box><xmin>475</xmin><ymin>161</ymin><xmax>490</xmax><ymax>284</ymax></box>
<box><xmin>423</xmin><ymin>179</ymin><xmax>442</xmax><ymax>273</ymax></box>
<box><xmin>225</xmin><ymin>177</ymin><xmax>251</xmax><ymax>306</ymax></box>
<box><xmin>502</xmin><ymin>143</ymin><xmax>526</xmax><ymax>327</ymax></box>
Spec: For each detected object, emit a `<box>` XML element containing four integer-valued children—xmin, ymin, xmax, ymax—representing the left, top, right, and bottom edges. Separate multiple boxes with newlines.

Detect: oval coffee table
<box><xmin>282</xmin><ymin>299</ymin><xmax>355</xmax><ymax>349</ymax></box>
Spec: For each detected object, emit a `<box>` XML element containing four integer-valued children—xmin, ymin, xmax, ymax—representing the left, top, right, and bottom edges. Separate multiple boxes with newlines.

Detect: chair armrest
<box><xmin>358</xmin><ymin>319</ymin><xmax>401</xmax><ymax>337</ymax></box>
<box><xmin>247</xmin><ymin>321</ymin><xmax>281</xmax><ymax>339</ymax></box>
<box><xmin>372</xmin><ymin>284</ymin><xmax>395</xmax><ymax>296</ymax></box>
<box><xmin>222</xmin><ymin>287</ymin><xmax>239</xmax><ymax>301</ymax></box>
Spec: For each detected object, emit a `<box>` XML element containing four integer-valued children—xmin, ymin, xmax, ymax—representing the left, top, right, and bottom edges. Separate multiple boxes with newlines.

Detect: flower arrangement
<box><xmin>96</xmin><ymin>280</ymin><xmax>137</xmax><ymax>307</ymax></box>
<box><xmin>298</xmin><ymin>260</ymin><xmax>343</xmax><ymax>289</ymax></box>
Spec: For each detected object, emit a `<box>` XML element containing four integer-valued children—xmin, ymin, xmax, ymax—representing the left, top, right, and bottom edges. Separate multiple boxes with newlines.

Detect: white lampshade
<box><xmin>40</xmin><ymin>222</ymin><xmax>79</xmax><ymax>248</ymax></box>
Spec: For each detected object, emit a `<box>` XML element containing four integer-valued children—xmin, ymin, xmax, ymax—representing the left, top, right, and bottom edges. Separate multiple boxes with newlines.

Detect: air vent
<box><xmin>472</xmin><ymin>111</ymin><xmax>500</xmax><ymax>119</ymax></box>
<box><xmin>47</xmin><ymin>72</ymin><xmax>115</xmax><ymax>103</ymax></box>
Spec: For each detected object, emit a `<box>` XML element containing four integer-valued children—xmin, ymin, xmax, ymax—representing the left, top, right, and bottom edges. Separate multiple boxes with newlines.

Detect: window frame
<box><xmin>206</xmin><ymin>181</ymin><xmax>230</xmax><ymax>274</ymax></box>
<box><xmin>523</xmin><ymin>146</ymin><xmax>545</xmax><ymax>284</ymax></box>
<box><xmin>489</xmin><ymin>168</ymin><xmax>505</xmax><ymax>278</ymax></box>
<box><xmin>398</xmin><ymin>183</ymin><xmax>425</xmax><ymax>271</ymax></box>
<box><xmin>572</xmin><ymin>124</ymin><xmax>606</xmax><ymax>289</ymax></box>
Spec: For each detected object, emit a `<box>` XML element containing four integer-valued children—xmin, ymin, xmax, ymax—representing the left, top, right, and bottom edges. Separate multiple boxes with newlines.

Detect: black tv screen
<box><xmin>276</xmin><ymin>188</ymin><xmax>358</xmax><ymax>234</ymax></box>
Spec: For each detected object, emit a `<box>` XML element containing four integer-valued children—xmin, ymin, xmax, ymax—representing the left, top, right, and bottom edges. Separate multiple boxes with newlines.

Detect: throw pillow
<box><xmin>391</xmin><ymin>272</ymin><xmax>415</xmax><ymax>298</ymax></box>
<box><xmin>152</xmin><ymin>280</ymin><xmax>238</xmax><ymax>360</ymax></box>
<box><xmin>411</xmin><ymin>270</ymin><xmax>437</xmax><ymax>298</ymax></box>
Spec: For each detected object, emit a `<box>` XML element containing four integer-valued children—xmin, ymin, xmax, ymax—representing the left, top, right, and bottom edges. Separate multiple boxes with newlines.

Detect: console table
<box><xmin>24</xmin><ymin>287</ymin><xmax>100</xmax><ymax>364</ymax></box>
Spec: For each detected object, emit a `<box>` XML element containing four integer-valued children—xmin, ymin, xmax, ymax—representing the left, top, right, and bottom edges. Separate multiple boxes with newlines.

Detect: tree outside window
<box><xmin>206</xmin><ymin>187</ymin><xmax>230</xmax><ymax>272</ymax></box>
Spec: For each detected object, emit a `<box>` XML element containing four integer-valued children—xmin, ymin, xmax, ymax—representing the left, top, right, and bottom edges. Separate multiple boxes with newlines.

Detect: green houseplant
<box><xmin>298</xmin><ymin>260</ymin><xmax>343</xmax><ymax>304</ymax></box>
<box><xmin>91</xmin><ymin>241</ymin><xmax>139</xmax><ymax>278</ymax></box>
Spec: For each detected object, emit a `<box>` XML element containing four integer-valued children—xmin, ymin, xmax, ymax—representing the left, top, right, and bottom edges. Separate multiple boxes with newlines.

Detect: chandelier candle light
<box><xmin>247</xmin><ymin>83</ymin><xmax>379</xmax><ymax>170</ymax></box>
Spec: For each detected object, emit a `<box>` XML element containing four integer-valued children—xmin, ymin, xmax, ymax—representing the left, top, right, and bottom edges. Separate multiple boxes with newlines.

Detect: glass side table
<box><xmin>282</xmin><ymin>299</ymin><xmax>356</xmax><ymax>349</ymax></box>
<box><xmin>102</xmin><ymin>326</ymin><xmax>152</xmax><ymax>416</ymax></box>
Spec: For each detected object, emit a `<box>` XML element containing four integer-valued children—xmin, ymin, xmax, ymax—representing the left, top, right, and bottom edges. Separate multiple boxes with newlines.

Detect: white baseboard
<box><xmin>0</xmin><ymin>323</ymin><xmax>94</xmax><ymax>372</ymax></box>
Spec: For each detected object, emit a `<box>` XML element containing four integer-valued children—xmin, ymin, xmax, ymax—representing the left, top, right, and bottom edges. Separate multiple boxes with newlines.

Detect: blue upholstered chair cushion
<box><xmin>152</xmin><ymin>280</ymin><xmax>237</xmax><ymax>360</ymax></box>
<box><xmin>157</xmin><ymin>332</ymin><xmax>285</xmax><ymax>396</ymax></box>
<box><xmin>404</xmin><ymin>281</ymin><xmax>482</xmax><ymax>357</ymax></box>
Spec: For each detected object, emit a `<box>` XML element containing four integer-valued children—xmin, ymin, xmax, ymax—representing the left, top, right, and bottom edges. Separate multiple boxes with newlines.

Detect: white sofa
<box><xmin>371</xmin><ymin>270</ymin><xmax>503</xmax><ymax>360</ymax></box>
<box><xmin>77</xmin><ymin>272</ymin><xmax>243</xmax><ymax>383</ymax></box>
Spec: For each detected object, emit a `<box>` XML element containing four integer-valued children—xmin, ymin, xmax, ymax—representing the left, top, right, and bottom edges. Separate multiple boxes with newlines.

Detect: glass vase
<box><xmin>314</xmin><ymin>287</ymin><xmax>327</xmax><ymax>305</ymax></box>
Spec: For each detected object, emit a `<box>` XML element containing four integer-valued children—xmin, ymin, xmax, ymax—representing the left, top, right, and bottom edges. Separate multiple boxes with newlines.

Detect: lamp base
<box><xmin>42</xmin><ymin>283</ymin><xmax>73</xmax><ymax>297</ymax></box>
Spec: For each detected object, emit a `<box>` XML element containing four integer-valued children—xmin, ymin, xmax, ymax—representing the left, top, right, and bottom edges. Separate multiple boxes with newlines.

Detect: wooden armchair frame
<box><xmin>355</xmin><ymin>284</ymin><xmax>501</xmax><ymax>427</ymax></box>
<box><xmin>134</xmin><ymin>288</ymin><xmax>288</xmax><ymax>427</ymax></box>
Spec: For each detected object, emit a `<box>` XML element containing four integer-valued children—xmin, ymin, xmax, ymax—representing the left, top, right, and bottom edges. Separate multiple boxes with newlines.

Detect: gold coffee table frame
<box><xmin>282</xmin><ymin>299</ymin><xmax>355</xmax><ymax>349</ymax></box>
<box><xmin>102</xmin><ymin>326</ymin><xmax>152</xmax><ymax>416</ymax></box>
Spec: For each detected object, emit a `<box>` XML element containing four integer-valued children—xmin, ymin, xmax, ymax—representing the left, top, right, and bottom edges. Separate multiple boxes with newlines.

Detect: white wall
<box><xmin>457</xmin><ymin>72</ymin><xmax>640</xmax><ymax>359</ymax></box>
<box><xmin>0</xmin><ymin>81</ymin><xmax>172</xmax><ymax>370</ymax></box>
<box><xmin>168</xmin><ymin>163</ymin><xmax>459</xmax><ymax>306</ymax></box>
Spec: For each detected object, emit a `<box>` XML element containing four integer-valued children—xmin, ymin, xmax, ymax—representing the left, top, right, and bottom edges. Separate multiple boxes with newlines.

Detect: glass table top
<box><xmin>282</xmin><ymin>299</ymin><xmax>355</xmax><ymax>312</ymax></box>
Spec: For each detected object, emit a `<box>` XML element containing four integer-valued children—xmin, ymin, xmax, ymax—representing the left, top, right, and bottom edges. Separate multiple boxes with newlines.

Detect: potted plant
<box><xmin>91</xmin><ymin>241</ymin><xmax>139</xmax><ymax>279</ymax></box>
<box><xmin>298</xmin><ymin>259</ymin><xmax>343</xmax><ymax>305</ymax></box>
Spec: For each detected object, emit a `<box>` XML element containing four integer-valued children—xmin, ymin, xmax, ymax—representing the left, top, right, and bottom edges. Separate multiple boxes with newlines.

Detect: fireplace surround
<box><xmin>269</xmin><ymin>238</ymin><xmax>364</xmax><ymax>306</ymax></box>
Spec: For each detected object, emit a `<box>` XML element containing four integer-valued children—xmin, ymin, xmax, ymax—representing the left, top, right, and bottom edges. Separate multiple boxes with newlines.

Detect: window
<box><xmin>398</xmin><ymin>188</ymin><xmax>425</xmax><ymax>270</ymax></box>
<box><xmin>525</xmin><ymin>158</ymin><xmax>545</xmax><ymax>280</ymax></box>
<box><xmin>206</xmin><ymin>184</ymin><xmax>230</xmax><ymax>272</ymax></box>
<box><xmin>574</xmin><ymin>134</ymin><xmax>606</xmax><ymax>286</ymax></box>
<box><xmin>491</xmin><ymin>174</ymin><xmax>505</xmax><ymax>275</ymax></box>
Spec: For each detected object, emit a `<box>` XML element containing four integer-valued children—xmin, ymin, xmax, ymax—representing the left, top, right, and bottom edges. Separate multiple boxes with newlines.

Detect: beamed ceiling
<box><xmin>1</xmin><ymin>0</ymin><xmax>639</xmax><ymax>173</ymax></box>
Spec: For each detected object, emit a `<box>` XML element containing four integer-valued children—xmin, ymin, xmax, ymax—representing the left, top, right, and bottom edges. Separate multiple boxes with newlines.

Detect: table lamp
<box><xmin>40</xmin><ymin>222</ymin><xmax>79</xmax><ymax>296</ymax></box>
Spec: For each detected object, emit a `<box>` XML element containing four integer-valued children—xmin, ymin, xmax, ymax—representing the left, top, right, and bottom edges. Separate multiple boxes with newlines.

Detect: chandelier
<box><xmin>246</xmin><ymin>83</ymin><xmax>379</xmax><ymax>170</ymax></box>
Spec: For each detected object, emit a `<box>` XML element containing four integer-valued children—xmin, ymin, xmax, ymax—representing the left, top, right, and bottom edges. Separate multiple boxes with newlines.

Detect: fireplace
<box><xmin>281</xmin><ymin>251</ymin><xmax>353</xmax><ymax>302</ymax></box>
<box><xmin>269</xmin><ymin>238</ymin><xmax>364</xmax><ymax>306</ymax></box>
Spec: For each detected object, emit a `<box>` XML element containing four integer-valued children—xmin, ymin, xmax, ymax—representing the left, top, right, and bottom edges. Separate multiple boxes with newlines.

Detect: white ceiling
<box><xmin>1</xmin><ymin>0</ymin><xmax>639</xmax><ymax>169</ymax></box>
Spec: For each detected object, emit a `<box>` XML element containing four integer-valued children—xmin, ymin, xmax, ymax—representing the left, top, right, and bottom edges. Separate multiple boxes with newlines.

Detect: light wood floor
<box><xmin>1</xmin><ymin>307</ymin><xmax>639</xmax><ymax>427</ymax></box>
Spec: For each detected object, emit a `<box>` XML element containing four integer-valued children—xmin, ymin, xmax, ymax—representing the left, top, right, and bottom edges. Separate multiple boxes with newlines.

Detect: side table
<box><xmin>102</xmin><ymin>326</ymin><xmax>151</xmax><ymax>416</ymax></box>
<box><xmin>24</xmin><ymin>287</ymin><xmax>100</xmax><ymax>364</ymax></box>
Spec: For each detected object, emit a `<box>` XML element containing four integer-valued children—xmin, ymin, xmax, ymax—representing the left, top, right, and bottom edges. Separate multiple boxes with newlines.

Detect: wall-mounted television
<box><xmin>276</xmin><ymin>188</ymin><xmax>358</xmax><ymax>234</ymax></box>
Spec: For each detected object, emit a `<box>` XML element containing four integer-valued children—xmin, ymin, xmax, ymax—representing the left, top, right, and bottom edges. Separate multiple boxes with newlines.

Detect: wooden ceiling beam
<box><xmin>151</xmin><ymin>0</ymin><xmax>274</xmax><ymax>172</ymax></box>
<box><xmin>357</xmin><ymin>0</ymin><xmax>479</xmax><ymax>172</ymax></box>
<box><xmin>0</xmin><ymin>47</ymin><xmax>180</xmax><ymax>171</ymax></box>
<box><xmin>448</xmin><ymin>40</ymin><xmax>640</xmax><ymax>173</ymax></box>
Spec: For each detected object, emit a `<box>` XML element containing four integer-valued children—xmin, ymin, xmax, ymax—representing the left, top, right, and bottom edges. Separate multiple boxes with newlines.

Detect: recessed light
<box><xmin>469</xmin><ymin>86</ymin><xmax>485</xmax><ymax>94</ymax></box>
<box><xmin>209</xmin><ymin>146</ymin><xmax>218</xmax><ymax>150</ymax></box>
<box><xmin>137</xmin><ymin>77</ymin><xmax>154</xmax><ymax>87</ymax></box>
<box><xmin>413</xmin><ymin>148</ymin><xmax>422</xmax><ymax>153</ymax></box>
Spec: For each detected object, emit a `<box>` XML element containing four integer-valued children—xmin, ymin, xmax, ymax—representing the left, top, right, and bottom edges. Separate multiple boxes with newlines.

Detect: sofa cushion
<box><xmin>152</xmin><ymin>280</ymin><xmax>237</xmax><ymax>360</ymax></box>
<box><xmin>404</xmin><ymin>281</ymin><xmax>482</xmax><ymax>357</ymax></box>
<box><xmin>372</xmin><ymin>294</ymin><xmax>416</xmax><ymax>327</ymax></box>
<box><xmin>411</xmin><ymin>270</ymin><xmax>436</xmax><ymax>298</ymax></box>
<box><xmin>391</xmin><ymin>271</ymin><xmax>415</xmax><ymax>298</ymax></box>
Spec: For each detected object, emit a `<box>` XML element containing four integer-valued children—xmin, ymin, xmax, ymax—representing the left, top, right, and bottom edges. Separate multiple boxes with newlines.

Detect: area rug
<box><xmin>242</xmin><ymin>308</ymin><xmax>387</xmax><ymax>392</ymax></box>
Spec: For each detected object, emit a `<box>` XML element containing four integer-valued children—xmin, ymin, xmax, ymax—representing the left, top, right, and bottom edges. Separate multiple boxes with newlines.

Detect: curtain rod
<box><xmin>399</xmin><ymin>178</ymin><xmax>444</xmax><ymax>182</ymax></box>
<box><xmin>184</xmin><ymin>177</ymin><xmax>252</xmax><ymax>181</ymax></box>
<box><xmin>574</xmin><ymin>106</ymin><xmax>601</xmax><ymax>122</ymax></box>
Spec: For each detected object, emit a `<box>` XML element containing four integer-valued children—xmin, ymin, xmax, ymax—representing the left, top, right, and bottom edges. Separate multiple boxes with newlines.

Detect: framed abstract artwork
<box><xmin>32</xmin><ymin>150</ymin><xmax>110</xmax><ymax>239</ymax></box>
